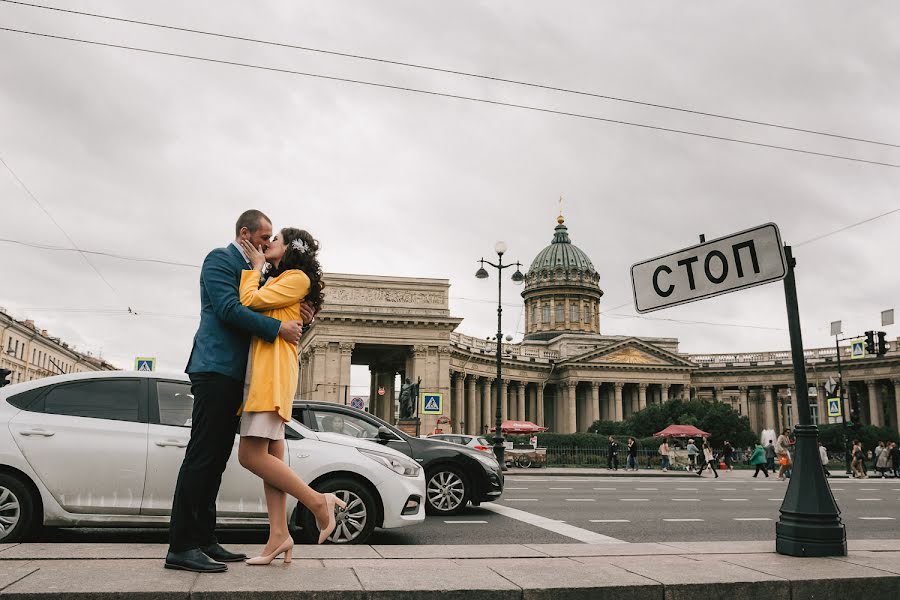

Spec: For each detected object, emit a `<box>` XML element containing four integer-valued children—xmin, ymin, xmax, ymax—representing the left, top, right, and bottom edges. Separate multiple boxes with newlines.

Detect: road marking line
<box><xmin>565</xmin><ymin>498</ymin><xmax>596</xmax><ymax>502</ymax></box>
<box><xmin>768</xmin><ymin>498</ymin><xmax>782</xmax><ymax>501</ymax></box>
<box><xmin>443</xmin><ymin>520</ymin><xmax>488</xmax><ymax>524</ymax></box>
<box><xmin>752</xmin><ymin>488</ymin><xmax>773</xmax><ymax>491</ymax></box>
<box><xmin>671</xmin><ymin>498</ymin><xmax>700</xmax><ymax>502</ymax></box>
<box><xmin>859</xmin><ymin>517</ymin><xmax>895</xmax><ymax>520</ymax></box>
<box><xmin>831</xmin><ymin>488</ymin><xmax>844</xmax><ymax>491</ymax></box>
<box><xmin>591</xmin><ymin>519</ymin><xmax>630</xmax><ymax>523</ymax></box>
<box><xmin>722</xmin><ymin>498</ymin><xmax>748</xmax><ymax>501</ymax></box>
<box><xmin>481</xmin><ymin>503</ymin><xmax>626</xmax><ymax>544</ymax></box>
<box><xmin>504</xmin><ymin>499</ymin><xmax>539</xmax><ymax>502</ymax></box>
<box><xmin>549</xmin><ymin>487</ymin><xmax>573</xmax><ymax>490</ymax></box>
<box><xmin>856</xmin><ymin>498</ymin><xmax>882</xmax><ymax>501</ymax></box>
<box><xmin>664</xmin><ymin>518</ymin><xmax>703</xmax><ymax>522</ymax></box>
<box><xmin>620</xmin><ymin>498</ymin><xmax>649</xmax><ymax>502</ymax></box>
<box><xmin>734</xmin><ymin>518</ymin><xmax>772</xmax><ymax>521</ymax></box>
<box><xmin>860</xmin><ymin>488</ymin><xmax>879</xmax><ymax>491</ymax></box>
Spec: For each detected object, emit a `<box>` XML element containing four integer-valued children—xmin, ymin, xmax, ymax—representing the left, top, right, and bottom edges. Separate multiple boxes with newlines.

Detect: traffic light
<box><xmin>0</xmin><ymin>368</ymin><xmax>11</xmax><ymax>388</ymax></box>
<box><xmin>864</xmin><ymin>331</ymin><xmax>876</xmax><ymax>355</ymax></box>
<box><xmin>876</xmin><ymin>331</ymin><xmax>889</xmax><ymax>356</ymax></box>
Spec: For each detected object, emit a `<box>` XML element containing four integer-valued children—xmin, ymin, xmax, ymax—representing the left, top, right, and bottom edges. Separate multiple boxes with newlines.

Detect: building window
<box><xmin>584</xmin><ymin>303</ymin><xmax>591</xmax><ymax>324</ymax></box>
<box><xmin>555</xmin><ymin>303</ymin><xmax>564</xmax><ymax>324</ymax></box>
<box><xmin>570</xmin><ymin>304</ymin><xmax>578</xmax><ymax>323</ymax></box>
<box><xmin>543</xmin><ymin>305</ymin><xmax>551</xmax><ymax>323</ymax></box>
<box><xmin>533</xmin><ymin>306</ymin><xmax>539</xmax><ymax>325</ymax></box>
<box><xmin>32</xmin><ymin>349</ymin><xmax>36</xmax><ymax>364</ymax></box>
<box><xmin>6</xmin><ymin>337</ymin><xmax>12</xmax><ymax>352</ymax></box>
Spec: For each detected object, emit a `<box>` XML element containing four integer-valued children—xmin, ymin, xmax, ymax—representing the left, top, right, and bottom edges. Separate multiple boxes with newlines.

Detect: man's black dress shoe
<box><xmin>201</xmin><ymin>543</ymin><xmax>247</xmax><ymax>563</ymax></box>
<box><xmin>165</xmin><ymin>549</ymin><xmax>227</xmax><ymax>573</ymax></box>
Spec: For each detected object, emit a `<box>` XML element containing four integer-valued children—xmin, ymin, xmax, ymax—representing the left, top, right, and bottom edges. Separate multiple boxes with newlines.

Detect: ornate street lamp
<box><xmin>476</xmin><ymin>241</ymin><xmax>524</xmax><ymax>469</ymax></box>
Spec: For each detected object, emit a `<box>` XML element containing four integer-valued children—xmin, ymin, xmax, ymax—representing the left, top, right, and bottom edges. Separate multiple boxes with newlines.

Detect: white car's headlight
<box><xmin>358</xmin><ymin>448</ymin><xmax>421</xmax><ymax>477</ymax></box>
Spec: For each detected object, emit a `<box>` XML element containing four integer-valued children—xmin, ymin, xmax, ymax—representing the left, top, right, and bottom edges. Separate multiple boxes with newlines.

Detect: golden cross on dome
<box><xmin>557</xmin><ymin>196</ymin><xmax>565</xmax><ymax>224</ymax></box>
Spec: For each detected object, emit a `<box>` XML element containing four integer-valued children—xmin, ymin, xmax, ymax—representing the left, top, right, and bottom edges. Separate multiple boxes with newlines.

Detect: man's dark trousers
<box><xmin>168</xmin><ymin>373</ymin><xmax>243</xmax><ymax>553</ymax></box>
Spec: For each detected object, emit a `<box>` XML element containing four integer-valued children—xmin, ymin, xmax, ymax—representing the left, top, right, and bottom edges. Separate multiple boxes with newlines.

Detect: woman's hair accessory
<box><xmin>291</xmin><ymin>238</ymin><xmax>309</xmax><ymax>253</ymax></box>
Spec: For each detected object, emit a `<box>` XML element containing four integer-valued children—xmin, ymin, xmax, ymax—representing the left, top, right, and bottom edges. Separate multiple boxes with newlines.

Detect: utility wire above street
<box><xmin>3</xmin><ymin>0</ymin><xmax>897</xmax><ymax>149</ymax></box>
<box><xmin>1</xmin><ymin>26</ymin><xmax>898</xmax><ymax>169</ymax></box>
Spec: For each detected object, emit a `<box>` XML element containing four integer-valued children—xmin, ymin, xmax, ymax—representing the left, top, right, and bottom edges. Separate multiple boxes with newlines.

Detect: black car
<box><xmin>292</xmin><ymin>401</ymin><xmax>503</xmax><ymax>515</ymax></box>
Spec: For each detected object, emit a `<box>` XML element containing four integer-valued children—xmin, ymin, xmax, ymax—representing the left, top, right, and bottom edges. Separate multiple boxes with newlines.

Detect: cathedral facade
<box><xmin>299</xmin><ymin>217</ymin><xmax>900</xmax><ymax>436</ymax></box>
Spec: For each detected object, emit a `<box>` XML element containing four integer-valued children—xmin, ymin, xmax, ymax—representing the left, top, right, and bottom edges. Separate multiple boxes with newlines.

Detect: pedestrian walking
<box><xmin>626</xmin><ymin>437</ymin><xmax>639</xmax><ymax>471</ymax></box>
<box><xmin>607</xmin><ymin>436</ymin><xmax>619</xmax><ymax>471</ymax></box>
<box><xmin>889</xmin><ymin>442</ymin><xmax>900</xmax><ymax>478</ymax></box>
<box><xmin>850</xmin><ymin>440</ymin><xmax>866</xmax><ymax>479</ymax></box>
<box><xmin>818</xmin><ymin>441</ymin><xmax>830</xmax><ymax>477</ymax></box>
<box><xmin>875</xmin><ymin>441</ymin><xmax>891</xmax><ymax>478</ymax></box>
<box><xmin>686</xmin><ymin>439</ymin><xmax>699</xmax><ymax>470</ymax></box>
<box><xmin>722</xmin><ymin>441</ymin><xmax>734</xmax><ymax>472</ymax></box>
<box><xmin>775</xmin><ymin>428</ymin><xmax>792</xmax><ymax>480</ymax></box>
<box><xmin>659</xmin><ymin>438</ymin><xmax>670</xmax><ymax>472</ymax></box>
<box><xmin>750</xmin><ymin>442</ymin><xmax>768</xmax><ymax>478</ymax></box>
<box><xmin>696</xmin><ymin>438</ymin><xmax>718</xmax><ymax>478</ymax></box>
<box><xmin>764</xmin><ymin>439</ymin><xmax>776</xmax><ymax>472</ymax></box>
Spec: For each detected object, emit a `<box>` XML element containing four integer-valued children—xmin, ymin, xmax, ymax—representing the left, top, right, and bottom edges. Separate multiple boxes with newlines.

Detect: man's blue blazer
<box><xmin>185</xmin><ymin>243</ymin><xmax>281</xmax><ymax>381</ymax></box>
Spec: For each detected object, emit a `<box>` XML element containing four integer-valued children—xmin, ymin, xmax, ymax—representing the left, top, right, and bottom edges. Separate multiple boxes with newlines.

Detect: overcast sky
<box><xmin>2</xmin><ymin>1</ymin><xmax>898</xmax><ymax>390</ymax></box>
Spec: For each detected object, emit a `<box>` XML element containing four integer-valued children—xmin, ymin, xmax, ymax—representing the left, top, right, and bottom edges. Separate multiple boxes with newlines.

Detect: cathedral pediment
<box><xmin>563</xmin><ymin>338</ymin><xmax>696</xmax><ymax>368</ymax></box>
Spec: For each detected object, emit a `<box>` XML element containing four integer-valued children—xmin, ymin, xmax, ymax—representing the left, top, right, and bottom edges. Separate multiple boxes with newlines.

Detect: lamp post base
<box><xmin>493</xmin><ymin>435</ymin><xmax>507</xmax><ymax>471</ymax></box>
<box><xmin>776</xmin><ymin>425</ymin><xmax>847</xmax><ymax>557</ymax></box>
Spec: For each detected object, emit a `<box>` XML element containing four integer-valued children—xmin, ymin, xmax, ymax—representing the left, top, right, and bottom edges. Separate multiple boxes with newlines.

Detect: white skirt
<box><xmin>240</xmin><ymin>410</ymin><xmax>285</xmax><ymax>440</ymax></box>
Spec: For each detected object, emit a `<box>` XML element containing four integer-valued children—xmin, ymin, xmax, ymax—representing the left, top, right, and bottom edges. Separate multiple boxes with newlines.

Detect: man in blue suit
<box><xmin>165</xmin><ymin>209</ymin><xmax>311</xmax><ymax>573</ymax></box>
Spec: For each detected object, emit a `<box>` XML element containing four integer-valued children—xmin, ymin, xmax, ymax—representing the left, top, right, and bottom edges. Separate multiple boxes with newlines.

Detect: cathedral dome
<box><xmin>522</xmin><ymin>214</ymin><xmax>603</xmax><ymax>340</ymax></box>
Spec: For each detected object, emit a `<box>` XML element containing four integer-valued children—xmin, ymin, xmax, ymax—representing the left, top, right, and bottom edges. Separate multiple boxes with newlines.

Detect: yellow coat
<box><xmin>238</xmin><ymin>269</ymin><xmax>310</xmax><ymax>422</ymax></box>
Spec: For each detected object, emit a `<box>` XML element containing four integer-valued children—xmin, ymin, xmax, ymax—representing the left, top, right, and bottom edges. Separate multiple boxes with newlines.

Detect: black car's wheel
<box><xmin>0</xmin><ymin>473</ymin><xmax>38</xmax><ymax>543</ymax></box>
<box><xmin>293</xmin><ymin>477</ymin><xmax>377</xmax><ymax>545</ymax></box>
<box><xmin>425</xmin><ymin>465</ymin><xmax>469</xmax><ymax>516</ymax></box>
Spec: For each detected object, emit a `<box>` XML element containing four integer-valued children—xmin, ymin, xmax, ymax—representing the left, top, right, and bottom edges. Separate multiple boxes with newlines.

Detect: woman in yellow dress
<box><xmin>237</xmin><ymin>228</ymin><xmax>345</xmax><ymax>565</ymax></box>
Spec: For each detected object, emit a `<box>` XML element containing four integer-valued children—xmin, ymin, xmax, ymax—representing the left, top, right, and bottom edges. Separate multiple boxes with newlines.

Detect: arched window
<box><xmin>570</xmin><ymin>304</ymin><xmax>579</xmax><ymax>323</ymax></box>
<box><xmin>543</xmin><ymin>305</ymin><xmax>551</xmax><ymax>324</ymax></box>
<box><xmin>555</xmin><ymin>303</ymin><xmax>564</xmax><ymax>324</ymax></box>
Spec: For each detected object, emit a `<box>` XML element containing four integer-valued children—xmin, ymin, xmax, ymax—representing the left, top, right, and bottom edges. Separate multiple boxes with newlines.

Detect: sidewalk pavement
<box><xmin>510</xmin><ymin>466</ymin><xmax>863</xmax><ymax>478</ymax></box>
<box><xmin>0</xmin><ymin>540</ymin><xmax>898</xmax><ymax>598</ymax></box>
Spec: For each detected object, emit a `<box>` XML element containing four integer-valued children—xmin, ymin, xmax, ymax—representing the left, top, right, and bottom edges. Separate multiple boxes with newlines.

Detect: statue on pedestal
<box><xmin>398</xmin><ymin>377</ymin><xmax>420</xmax><ymax>419</ymax></box>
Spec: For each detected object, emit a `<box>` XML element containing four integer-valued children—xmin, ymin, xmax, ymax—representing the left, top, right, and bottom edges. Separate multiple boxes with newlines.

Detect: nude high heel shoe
<box><xmin>245</xmin><ymin>537</ymin><xmax>294</xmax><ymax>565</ymax></box>
<box><xmin>316</xmin><ymin>493</ymin><xmax>348</xmax><ymax>544</ymax></box>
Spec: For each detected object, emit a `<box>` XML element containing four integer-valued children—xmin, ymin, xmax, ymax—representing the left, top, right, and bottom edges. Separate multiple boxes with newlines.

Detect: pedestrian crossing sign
<box><xmin>134</xmin><ymin>357</ymin><xmax>156</xmax><ymax>372</ymax></box>
<box><xmin>850</xmin><ymin>339</ymin><xmax>865</xmax><ymax>359</ymax></box>
<box><xmin>421</xmin><ymin>393</ymin><xmax>443</xmax><ymax>415</ymax></box>
<box><xmin>827</xmin><ymin>397</ymin><xmax>841</xmax><ymax>418</ymax></box>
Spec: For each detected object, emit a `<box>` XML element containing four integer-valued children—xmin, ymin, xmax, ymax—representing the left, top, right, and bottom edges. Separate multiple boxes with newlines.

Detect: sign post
<box><xmin>631</xmin><ymin>224</ymin><xmax>845</xmax><ymax>557</ymax></box>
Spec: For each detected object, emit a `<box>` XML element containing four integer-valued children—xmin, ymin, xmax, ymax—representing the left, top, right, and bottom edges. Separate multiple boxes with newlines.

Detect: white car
<box><xmin>427</xmin><ymin>433</ymin><xmax>495</xmax><ymax>453</ymax></box>
<box><xmin>0</xmin><ymin>371</ymin><xmax>425</xmax><ymax>544</ymax></box>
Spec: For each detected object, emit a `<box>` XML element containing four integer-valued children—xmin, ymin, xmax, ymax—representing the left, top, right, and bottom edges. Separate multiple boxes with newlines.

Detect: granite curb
<box><xmin>0</xmin><ymin>542</ymin><xmax>898</xmax><ymax>598</ymax></box>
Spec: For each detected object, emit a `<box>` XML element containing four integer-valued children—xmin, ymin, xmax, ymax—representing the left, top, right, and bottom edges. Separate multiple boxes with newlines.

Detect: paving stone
<box><xmin>848</xmin><ymin>539</ymin><xmax>900</xmax><ymax>551</ymax></box>
<box><xmin>0</xmin><ymin>543</ymin><xmax>169</xmax><ymax>560</ymax></box>
<box><xmin>489</xmin><ymin>560</ymin><xmax>661</xmax><ymax>600</ymax></box>
<box><xmin>525</xmin><ymin>542</ymin><xmax>676</xmax><ymax>557</ymax></box>
<box><xmin>191</xmin><ymin>562</ymin><xmax>363</xmax><ymax>600</ymax></box>
<box><xmin>353</xmin><ymin>563</ymin><xmax>520</xmax><ymax>600</ymax></box>
<box><xmin>832</xmin><ymin>551</ymin><xmax>900</xmax><ymax>575</ymax></box>
<box><xmin>598</xmin><ymin>555</ymin><xmax>790</xmax><ymax>600</ymax></box>
<box><xmin>0</xmin><ymin>559</ymin><xmax>195</xmax><ymax>598</ymax></box>
<box><xmin>453</xmin><ymin>557</ymin><xmax>580</xmax><ymax>569</ymax></box>
<box><xmin>0</xmin><ymin>547</ymin><xmax>18</xmax><ymax>556</ymax></box>
<box><xmin>321</xmin><ymin>558</ymin><xmax>447</xmax><ymax>569</ymax></box>
<box><xmin>290</xmin><ymin>545</ymin><xmax>382</xmax><ymax>560</ymax></box>
<box><xmin>0</xmin><ymin>563</ymin><xmax>38</xmax><ymax>592</ymax></box>
<box><xmin>657</xmin><ymin>541</ymin><xmax>775</xmax><ymax>554</ymax></box>
<box><xmin>373</xmin><ymin>544</ymin><xmax>547</xmax><ymax>559</ymax></box>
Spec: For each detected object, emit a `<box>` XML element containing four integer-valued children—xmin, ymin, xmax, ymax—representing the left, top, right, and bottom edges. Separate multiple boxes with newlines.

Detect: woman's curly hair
<box><xmin>268</xmin><ymin>228</ymin><xmax>324</xmax><ymax>312</ymax></box>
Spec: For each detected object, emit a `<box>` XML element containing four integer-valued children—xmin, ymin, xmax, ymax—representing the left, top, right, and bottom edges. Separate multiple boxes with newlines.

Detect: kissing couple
<box><xmin>165</xmin><ymin>209</ymin><xmax>344</xmax><ymax>573</ymax></box>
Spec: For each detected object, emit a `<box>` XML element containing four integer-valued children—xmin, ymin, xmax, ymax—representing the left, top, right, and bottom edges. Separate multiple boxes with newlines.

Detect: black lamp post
<box><xmin>476</xmin><ymin>241</ymin><xmax>524</xmax><ymax>470</ymax></box>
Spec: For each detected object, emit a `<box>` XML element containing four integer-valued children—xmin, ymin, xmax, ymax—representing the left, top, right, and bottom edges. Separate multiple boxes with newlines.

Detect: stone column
<box><xmin>517</xmin><ymin>382</ymin><xmax>526</xmax><ymax>424</ymax></box>
<box><xmin>638</xmin><ymin>383</ymin><xmax>648</xmax><ymax>412</ymax></box>
<box><xmin>466</xmin><ymin>375</ymin><xmax>478</xmax><ymax>435</ymax></box>
<box><xmin>590</xmin><ymin>382</ymin><xmax>601</xmax><ymax>427</ymax></box>
<box><xmin>816</xmin><ymin>384</ymin><xmax>826</xmax><ymax>425</ymax></box>
<box><xmin>661</xmin><ymin>383</ymin><xmax>670</xmax><ymax>404</ymax></box>
<box><xmin>378</xmin><ymin>371</ymin><xmax>396</xmax><ymax>423</ymax></box>
<box><xmin>866</xmin><ymin>379</ymin><xmax>881</xmax><ymax>427</ymax></box>
<box><xmin>614</xmin><ymin>382</ymin><xmax>625</xmax><ymax>422</ymax></box>
<box><xmin>892</xmin><ymin>379</ymin><xmax>900</xmax><ymax>434</ymax></box>
<box><xmin>499</xmin><ymin>381</ymin><xmax>509</xmax><ymax>422</ymax></box>
<box><xmin>527</xmin><ymin>384</ymin><xmax>536</xmax><ymax>422</ymax></box>
<box><xmin>556</xmin><ymin>383</ymin><xmax>566</xmax><ymax>431</ymax></box>
<box><xmin>739</xmin><ymin>386</ymin><xmax>750</xmax><ymax>421</ymax></box>
<box><xmin>683</xmin><ymin>384</ymin><xmax>692</xmax><ymax>401</ymax></box>
<box><xmin>763</xmin><ymin>385</ymin><xmax>775</xmax><ymax>431</ymax></box>
<box><xmin>453</xmin><ymin>373</ymin><xmax>465</xmax><ymax>434</ymax></box>
<box><xmin>338</xmin><ymin>342</ymin><xmax>354</xmax><ymax>404</ymax></box>
<box><xmin>566</xmin><ymin>381</ymin><xmax>578</xmax><ymax>433</ymax></box>
<box><xmin>481</xmin><ymin>378</ymin><xmax>493</xmax><ymax>436</ymax></box>
<box><xmin>536</xmin><ymin>384</ymin><xmax>545</xmax><ymax>427</ymax></box>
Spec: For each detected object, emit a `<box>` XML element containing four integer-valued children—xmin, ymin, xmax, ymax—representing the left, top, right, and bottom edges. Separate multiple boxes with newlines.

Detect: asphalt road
<box><xmin>30</xmin><ymin>473</ymin><xmax>900</xmax><ymax>545</ymax></box>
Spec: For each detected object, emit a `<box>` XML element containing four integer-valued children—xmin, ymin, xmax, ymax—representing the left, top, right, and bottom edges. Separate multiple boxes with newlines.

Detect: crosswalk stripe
<box><xmin>481</xmin><ymin>503</ymin><xmax>625</xmax><ymax>544</ymax></box>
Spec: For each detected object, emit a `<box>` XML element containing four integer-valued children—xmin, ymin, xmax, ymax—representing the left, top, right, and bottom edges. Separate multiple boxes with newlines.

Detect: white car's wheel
<box><xmin>294</xmin><ymin>477</ymin><xmax>377</xmax><ymax>545</ymax></box>
<box><xmin>0</xmin><ymin>474</ymin><xmax>37</xmax><ymax>543</ymax></box>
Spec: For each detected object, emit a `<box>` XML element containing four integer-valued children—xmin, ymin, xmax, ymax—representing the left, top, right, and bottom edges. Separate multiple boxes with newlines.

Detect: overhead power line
<box><xmin>794</xmin><ymin>206</ymin><xmax>900</xmax><ymax>247</ymax></box>
<box><xmin>3</xmin><ymin>0</ymin><xmax>897</xmax><ymax>149</ymax></box>
<box><xmin>2</xmin><ymin>27</ymin><xmax>899</xmax><ymax>169</ymax></box>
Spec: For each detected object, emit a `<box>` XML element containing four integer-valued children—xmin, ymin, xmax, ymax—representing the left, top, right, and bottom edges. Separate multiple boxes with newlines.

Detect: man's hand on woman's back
<box><xmin>278</xmin><ymin>320</ymin><xmax>303</xmax><ymax>344</ymax></box>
